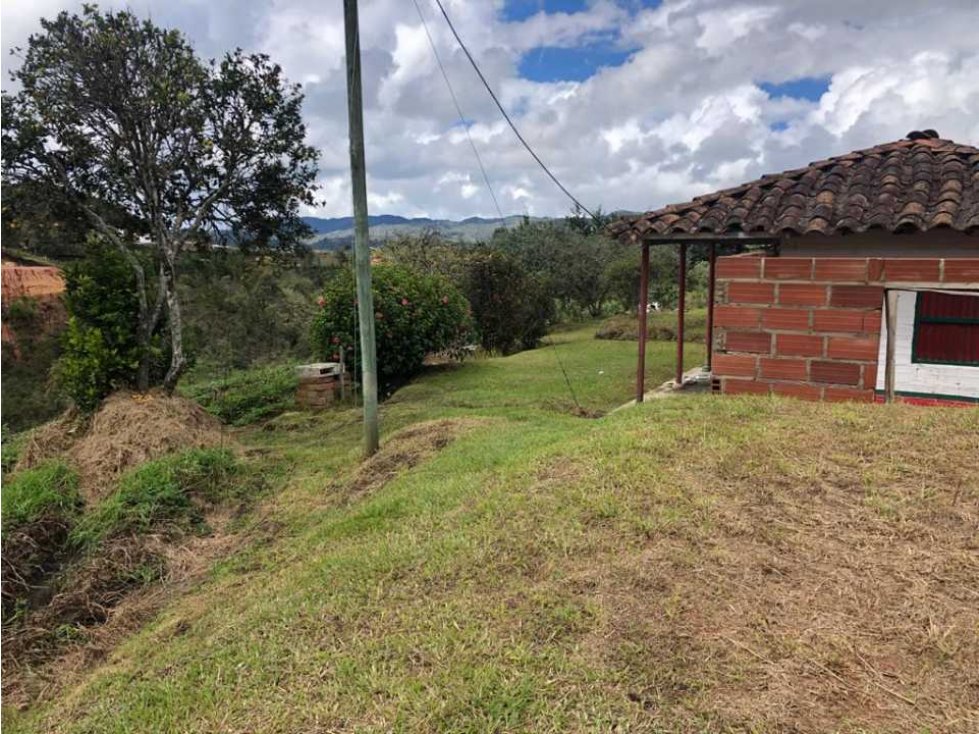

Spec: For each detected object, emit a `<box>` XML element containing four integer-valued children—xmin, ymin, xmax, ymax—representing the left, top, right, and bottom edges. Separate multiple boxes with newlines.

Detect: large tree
<box><xmin>1</xmin><ymin>6</ymin><xmax>319</xmax><ymax>392</ymax></box>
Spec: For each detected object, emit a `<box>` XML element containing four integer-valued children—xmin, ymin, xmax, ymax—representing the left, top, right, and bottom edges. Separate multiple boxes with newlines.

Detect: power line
<box><xmin>430</xmin><ymin>0</ymin><xmax>597</xmax><ymax>220</ymax></box>
<box><xmin>411</xmin><ymin>0</ymin><xmax>506</xmax><ymax>223</ymax></box>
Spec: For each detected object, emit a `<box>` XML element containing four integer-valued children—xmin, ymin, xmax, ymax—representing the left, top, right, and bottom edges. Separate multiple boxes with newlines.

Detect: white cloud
<box><xmin>2</xmin><ymin>0</ymin><xmax>979</xmax><ymax>220</ymax></box>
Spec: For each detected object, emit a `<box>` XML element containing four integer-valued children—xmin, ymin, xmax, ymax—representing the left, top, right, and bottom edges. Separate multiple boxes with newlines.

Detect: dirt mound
<box><xmin>18</xmin><ymin>391</ymin><xmax>228</xmax><ymax>500</ymax></box>
<box><xmin>345</xmin><ymin>419</ymin><xmax>483</xmax><ymax>497</ymax></box>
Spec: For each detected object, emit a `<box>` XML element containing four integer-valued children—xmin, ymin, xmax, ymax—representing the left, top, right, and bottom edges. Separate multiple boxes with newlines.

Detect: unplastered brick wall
<box><xmin>712</xmin><ymin>255</ymin><xmax>979</xmax><ymax>402</ymax></box>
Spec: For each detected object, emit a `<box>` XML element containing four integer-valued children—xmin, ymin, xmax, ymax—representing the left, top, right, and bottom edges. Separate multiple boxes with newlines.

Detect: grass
<box><xmin>1</xmin><ymin>461</ymin><xmax>81</xmax><ymax>534</ymax></box>
<box><xmin>180</xmin><ymin>364</ymin><xmax>299</xmax><ymax>425</ymax></box>
<box><xmin>67</xmin><ymin>448</ymin><xmax>240</xmax><ymax>551</ymax></box>
<box><xmin>595</xmin><ymin>308</ymin><xmax>707</xmax><ymax>343</ymax></box>
<box><xmin>6</xmin><ymin>324</ymin><xmax>978</xmax><ymax>733</ymax></box>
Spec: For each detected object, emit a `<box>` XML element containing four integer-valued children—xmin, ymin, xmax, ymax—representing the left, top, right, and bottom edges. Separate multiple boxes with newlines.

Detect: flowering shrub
<box><xmin>311</xmin><ymin>264</ymin><xmax>474</xmax><ymax>382</ymax></box>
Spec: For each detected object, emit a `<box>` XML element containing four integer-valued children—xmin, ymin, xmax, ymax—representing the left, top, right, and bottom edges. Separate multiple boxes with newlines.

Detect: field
<box><xmin>5</xmin><ymin>325</ymin><xmax>978</xmax><ymax>733</ymax></box>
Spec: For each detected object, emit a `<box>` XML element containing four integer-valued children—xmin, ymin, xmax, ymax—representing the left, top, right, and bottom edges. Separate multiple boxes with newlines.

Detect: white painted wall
<box><xmin>875</xmin><ymin>289</ymin><xmax>979</xmax><ymax>401</ymax></box>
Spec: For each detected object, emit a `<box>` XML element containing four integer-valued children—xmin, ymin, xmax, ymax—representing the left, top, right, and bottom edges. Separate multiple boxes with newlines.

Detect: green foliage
<box><xmin>463</xmin><ymin>250</ymin><xmax>555</xmax><ymax>354</ymax></box>
<box><xmin>491</xmin><ymin>219</ymin><xmax>624</xmax><ymax>317</ymax></box>
<box><xmin>2</xmin><ymin>5</ymin><xmax>320</xmax><ymax>391</ymax></box>
<box><xmin>312</xmin><ymin>265</ymin><xmax>474</xmax><ymax>382</ymax></box>
<box><xmin>1</xmin><ymin>461</ymin><xmax>82</xmax><ymax>534</ymax></box>
<box><xmin>68</xmin><ymin>449</ymin><xmax>239</xmax><ymax>551</ymax></box>
<box><xmin>181</xmin><ymin>365</ymin><xmax>299</xmax><ymax>426</ymax></box>
<box><xmin>180</xmin><ymin>250</ymin><xmax>333</xmax><ymax>370</ymax></box>
<box><xmin>53</xmin><ymin>241</ymin><xmax>165</xmax><ymax>411</ymax></box>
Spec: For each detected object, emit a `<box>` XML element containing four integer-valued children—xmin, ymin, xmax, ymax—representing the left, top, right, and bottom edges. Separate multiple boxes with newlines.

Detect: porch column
<box><xmin>706</xmin><ymin>242</ymin><xmax>716</xmax><ymax>370</ymax></box>
<box><xmin>675</xmin><ymin>242</ymin><xmax>687</xmax><ymax>386</ymax></box>
<box><xmin>636</xmin><ymin>242</ymin><xmax>650</xmax><ymax>402</ymax></box>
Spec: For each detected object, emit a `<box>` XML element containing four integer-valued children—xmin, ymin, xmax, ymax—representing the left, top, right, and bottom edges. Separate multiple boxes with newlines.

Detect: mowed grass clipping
<box><xmin>8</xmin><ymin>326</ymin><xmax>979</xmax><ymax>733</ymax></box>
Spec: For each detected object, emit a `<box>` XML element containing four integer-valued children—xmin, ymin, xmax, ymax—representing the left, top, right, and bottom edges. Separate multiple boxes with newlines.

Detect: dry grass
<box><xmin>17</xmin><ymin>391</ymin><xmax>228</xmax><ymax>500</ymax></box>
<box><xmin>551</xmin><ymin>401</ymin><xmax>979</xmax><ymax>732</ymax></box>
<box><xmin>341</xmin><ymin>418</ymin><xmax>486</xmax><ymax>499</ymax></box>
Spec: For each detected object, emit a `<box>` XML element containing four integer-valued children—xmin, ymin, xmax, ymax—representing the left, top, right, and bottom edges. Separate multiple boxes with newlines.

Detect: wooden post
<box><xmin>344</xmin><ymin>0</ymin><xmax>379</xmax><ymax>455</ymax></box>
<box><xmin>706</xmin><ymin>242</ymin><xmax>716</xmax><ymax>371</ymax></box>
<box><xmin>636</xmin><ymin>243</ymin><xmax>650</xmax><ymax>403</ymax></box>
<box><xmin>675</xmin><ymin>242</ymin><xmax>687</xmax><ymax>387</ymax></box>
<box><xmin>884</xmin><ymin>289</ymin><xmax>898</xmax><ymax>403</ymax></box>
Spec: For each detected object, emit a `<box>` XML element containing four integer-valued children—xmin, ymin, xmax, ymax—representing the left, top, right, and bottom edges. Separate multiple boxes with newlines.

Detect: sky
<box><xmin>3</xmin><ymin>0</ymin><xmax>979</xmax><ymax>220</ymax></box>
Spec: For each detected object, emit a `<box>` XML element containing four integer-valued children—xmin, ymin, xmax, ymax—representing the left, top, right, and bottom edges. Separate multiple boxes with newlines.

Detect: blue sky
<box><xmin>760</xmin><ymin>77</ymin><xmax>831</xmax><ymax>102</ymax></box>
<box><xmin>518</xmin><ymin>42</ymin><xmax>634</xmax><ymax>82</ymax></box>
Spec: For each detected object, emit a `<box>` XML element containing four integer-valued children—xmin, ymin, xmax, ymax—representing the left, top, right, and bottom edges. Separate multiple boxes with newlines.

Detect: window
<box><xmin>912</xmin><ymin>291</ymin><xmax>979</xmax><ymax>366</ymax></box>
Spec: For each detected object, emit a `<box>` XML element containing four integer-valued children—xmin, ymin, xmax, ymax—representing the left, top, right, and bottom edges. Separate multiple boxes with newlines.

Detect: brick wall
<box><xmin>712</xmin><ymin>255</ymin><xmax>979</xmax><ymax>402</ymax></box>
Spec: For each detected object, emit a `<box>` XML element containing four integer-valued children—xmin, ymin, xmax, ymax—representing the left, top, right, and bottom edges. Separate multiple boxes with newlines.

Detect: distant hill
<box><xmin>301</xmin><ymin>215</ymin><xmax>541</xmax><ymax>250</ymax></box>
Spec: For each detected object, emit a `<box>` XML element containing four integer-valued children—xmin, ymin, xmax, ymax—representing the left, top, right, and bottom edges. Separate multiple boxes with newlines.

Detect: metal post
<box><xmin>884</xmin><ymin>290</ymin><xmax>898</xmax><ymax>403</ymax></box>
<box><xmin>636</xmin><ymin>243</ymin><xmax>650</xmax><ymax>403</ymax></box>
<box><xmin>706</xmin><ymin>242</ymin><xmax>716</xmax><ymax>371</ymax></box>
<box><xmin>675</xmin><ymin>243</ymin><xmax>687</xmax><ymax>387</ymax></box>
<box><xmin>344</xmin><ymin>0</ymin><xmax>379</xmax><ymax>455</ymax></box>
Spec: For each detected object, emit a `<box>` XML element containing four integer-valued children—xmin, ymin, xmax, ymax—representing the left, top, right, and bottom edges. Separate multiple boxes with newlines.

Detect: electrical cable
<box><xmin>411</xmin><ymin>0</ymin><xmax>506</xmax><ymax>224</ymax></box>
<box><xmin>430</xmin><ymin>0</ymin><xmax>597</xmax><ymax>220</ymax></box>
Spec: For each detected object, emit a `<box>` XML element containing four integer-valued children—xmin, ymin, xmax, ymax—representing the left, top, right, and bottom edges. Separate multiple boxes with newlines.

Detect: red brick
<box><xmin>813</xmin><ymin>258</ymin><xmax>869</xmax><ymax>282</ymax></box>
<box><xmin>778</xmin><ymin>283</ymin><xmax>828</xmax><ymax>306</ymax></box>
<box><xmin>829</xmin><ymin>285</ymin><xmax>884</xmax><ymax>309</ymax></box>
<box><xmin>863</xmin><ymin>312</ymin><xmax>883</xmax><ymax>334</ymax></box>
<box><xmin>712</xmin><ymin>353</ymin><xmax>758</xmax><ymax>378</ymax></box>
<box><xmin>810</xmin><ymin>360</ymin><xmax>861</xmax><ymax>385</ymax></box>
<box><xmin>760</xmin><ymin>357</ymin><xmax>808</xmax><ymax>381</ymax></box>
<box><xmin>764</xmin><ymin>258</ymin><xmax>813</xmax><ymax>280</ymax></box>
<box><xmin>812</xmin><ymin>310</ymin><xmax>866</xmax><ymax>334</ymax></box>
<box><xmin>943</xmin><ymin>259</ymin><xmax>979</xmax><ymax>283</ymax></box>
<box><xmin>824</xmin><ymin>387</ymin><xmax>875</xmax><ymax>403</ymax></box>
<box><xmin>762</xmin><ymin>308</ymin><xmax>811</xmax><ymax>330</ymax></box>
<box><xmin>827</xmin><ymin>336</ymin><xmax>880</xmax><ymax>361</ymax></box>
<box><xmin>776</xmin><ymin>333</ymin><xmax>824</xmax><ymax>357</ymax></box>
<box><xmin>716</xmin><ymin>256</ymin><xmax>762</xmax><ymax>279</ymax></box>
<box><xmin>723</xmin><ymin>378</ymin><xmax>771</xmax><ymax>396</ymax></box>
<box><xmin>728</xmin><ymin>281</ymin><xmax>775</xmax><ymax>304</ymax></box>
<box><xmin>771</xmin><ymin>382</ymin><xmax>822</xmax><ymax>401</ymax></box>
<box><xmin>725</xmin><ymin>331</ymin><xmax>772</xmax><ymax>353</ymax></box>
<box><xmin>862</xmin><ymin>363</ymin><xmax>878</xmax><ymax>389</ymax></box>
<box><xmin>868</xmin><ymin>259</ymin><xmax>885</xmax><ymax>282</ymax></box>
<box><xmin>714</xmin><ymin>305</ymin><xmax>761</xmax><ymax>328</ymax></box>
<box><xmin>883</xmin><ymin>258</ymin><xmax>941</xmax><ymax>282</ymax></box>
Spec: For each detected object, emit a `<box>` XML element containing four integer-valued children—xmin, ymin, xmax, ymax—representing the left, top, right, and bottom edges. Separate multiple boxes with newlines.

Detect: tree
<box><xmin>1</xmin><ymin>6</ymin><xmax>319</xmax><ymax>393</ymax></box>
<box><xmin>312</xmin><ymin>265</ymin><xmax>473</xmax><ymax>383</ymax></box>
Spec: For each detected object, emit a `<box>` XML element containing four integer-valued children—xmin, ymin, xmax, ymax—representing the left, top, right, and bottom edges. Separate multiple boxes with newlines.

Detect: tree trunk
<box><xmin>161</xmin><ymin>254</ymin><xmax>186</xmax><ymax>394</ymax></box>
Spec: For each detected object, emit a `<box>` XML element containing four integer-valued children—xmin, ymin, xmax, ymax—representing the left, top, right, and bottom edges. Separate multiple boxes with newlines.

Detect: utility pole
<box><xmin>343</xmin><ymin>0</ymin><xmax>379</xmax><ymax>455</ymax></box>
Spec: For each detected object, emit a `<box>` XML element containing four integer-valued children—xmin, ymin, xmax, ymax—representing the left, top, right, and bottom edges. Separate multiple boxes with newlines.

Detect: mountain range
<box><xmin>301</xmin><ymin>214</ymin><xmax>539</xmax><ymax>249</ymax></box>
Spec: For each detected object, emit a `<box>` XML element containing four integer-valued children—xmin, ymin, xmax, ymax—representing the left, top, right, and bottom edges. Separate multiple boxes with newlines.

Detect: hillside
<box><xmin>5</xmin><ymin>327</ymin><xmax>978</xmax><ymax>733</ymax></box>
<box><xmin>302</xmin><ymin>214</ymin><xmax>540</xmax><ymax>249</ymax></box>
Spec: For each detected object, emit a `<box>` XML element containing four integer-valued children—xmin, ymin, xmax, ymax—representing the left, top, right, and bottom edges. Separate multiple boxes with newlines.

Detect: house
<box><xmin>610</xmin><ymin>130</ymin><xmax>979</xmax><ymax>406</ymax></box>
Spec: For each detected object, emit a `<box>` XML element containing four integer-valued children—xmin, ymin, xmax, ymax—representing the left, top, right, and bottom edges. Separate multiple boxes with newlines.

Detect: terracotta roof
<box><xmin>609</xmin><ymin>131</ymin><xmax>979</xmax><ymax>242</ymax></box>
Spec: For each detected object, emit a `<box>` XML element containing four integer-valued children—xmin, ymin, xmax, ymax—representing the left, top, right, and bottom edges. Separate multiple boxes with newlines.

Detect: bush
<box><xmin>69</xmin><ymin>448</ymin><xmax>239</xmax><ymax>551</ymax></box>
<box><xmin>311</xmin><ymin>264</ymin><xmax>474</xmax><ymax>382</ymax></box>
<box><xmin>464</xmin><ymin>250</ymin><xmax>555</xmax><ymax>354</ymax></box>
<box><xmin>181</xmin><ymin>365</ymin><xmax>299</xmax><ymax>425</ymax></box>
<box><xmin>54</xmin><ymin>241</ymin><xmax>166</xmax><ymax>410</ymax></box>
<box><xmin>1</xmin><ymin>461</ymin><xmax>82</xmax><ymax>535</ymax></box>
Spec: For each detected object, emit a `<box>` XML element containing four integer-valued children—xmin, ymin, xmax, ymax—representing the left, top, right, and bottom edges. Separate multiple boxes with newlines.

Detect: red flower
<box><xmin>441</xmin><ymin>296</ymin><xmax>449</xmax><ymax>304</ymax></box>
<box><xmin>401</xmin><ymin>298</ymin><xmax>410</xmax><ymax>306</ymax></box>
<box><xmin>316</xmin><ymin>296</ymin><xmax>325</xmax><ymax>307</ymax></box>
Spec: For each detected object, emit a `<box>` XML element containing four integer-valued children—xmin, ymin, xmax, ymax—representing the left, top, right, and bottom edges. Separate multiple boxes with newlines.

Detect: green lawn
<box><xmin>7</xmin><ymin>326</ymin><xmax>978</xmax><ymax>733</ymax></box>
